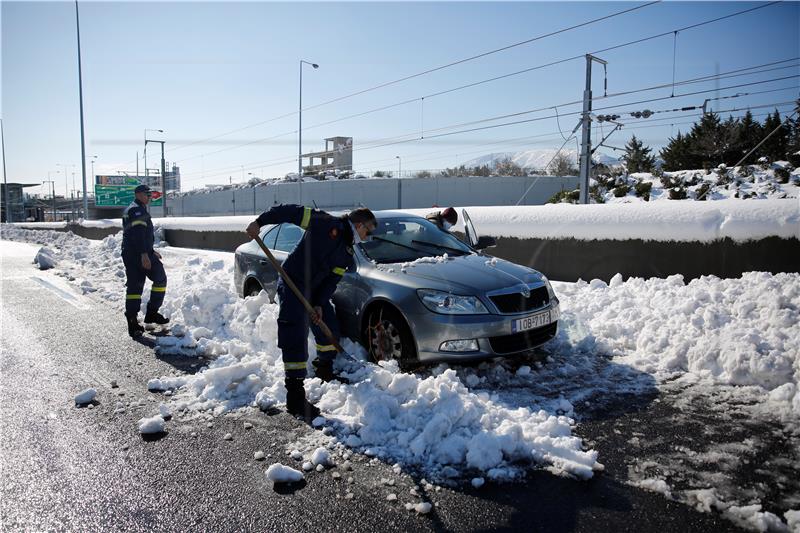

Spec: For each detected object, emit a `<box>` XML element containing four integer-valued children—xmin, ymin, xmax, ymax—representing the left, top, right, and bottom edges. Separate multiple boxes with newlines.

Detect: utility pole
<box><xmin>75</xmin><ymin>0</ymin><xmax>89</xmax><ymax>219</ymax></box>
<box><xmin>230</xmin><ymin>176</ymin><xmax>236</xmax><ymax>216</ymax></box>
<box><xmin>578</xmin><ymin>54</ymin><xmax>607</xmax><ymax>204</ymax></box>
<box><xmin>1</xmin><ymin>118</ymin><xmax>9</xmax><ymax>223</ymax></box>
<box><xmin>160</xmin><ymin>141</ymin><xmax>167</xmax><ymax>216</ymax></box>
<box><xmin>144</xmin><ymin>132</ymin><xmax>165</xmax><ymax>216</ymax></box>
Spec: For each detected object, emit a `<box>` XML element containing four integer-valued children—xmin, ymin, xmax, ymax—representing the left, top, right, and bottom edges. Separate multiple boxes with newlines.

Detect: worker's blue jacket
<box><xmin>256</xmin><ymin>204</ymin><xmax>354</xmax><ymax>306</ymax></box>
<box><xmin>121</xmin><ymin>199</ymin><xmax>154</xmax><ymax>256</ymax></box>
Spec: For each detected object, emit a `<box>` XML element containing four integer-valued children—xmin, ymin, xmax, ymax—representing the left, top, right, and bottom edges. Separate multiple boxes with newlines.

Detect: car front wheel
<box><xmin>363</xmin><ymin>306</ymin><xmax>416</xmax><ymax>369</ymax></box>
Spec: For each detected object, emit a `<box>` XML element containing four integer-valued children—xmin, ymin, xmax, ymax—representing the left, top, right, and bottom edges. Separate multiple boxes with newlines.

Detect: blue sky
<box><xmin>3</xmin><ymin>1</ymin><xmax>799</xmax><ymax>195</ymax></box>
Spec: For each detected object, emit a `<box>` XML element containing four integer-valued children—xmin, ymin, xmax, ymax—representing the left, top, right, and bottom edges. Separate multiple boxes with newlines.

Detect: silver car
<box><xmin>234</xmin><ymin>210</ymin><xmax>560</xmax><ymax>367</ymax></box>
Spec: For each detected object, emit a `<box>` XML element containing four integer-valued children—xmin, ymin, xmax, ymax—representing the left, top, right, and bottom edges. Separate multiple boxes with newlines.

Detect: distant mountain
<box><xmin>462</xmin><ymin>148</ymin><xmax>620</xmax><ymax>170</ymax></box>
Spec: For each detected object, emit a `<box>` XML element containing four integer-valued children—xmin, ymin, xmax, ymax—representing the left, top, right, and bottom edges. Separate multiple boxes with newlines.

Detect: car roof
<box><xmin>325</xmin><ymin>209</ymin><xmax>425</xmax><ymax>221</ymax></box>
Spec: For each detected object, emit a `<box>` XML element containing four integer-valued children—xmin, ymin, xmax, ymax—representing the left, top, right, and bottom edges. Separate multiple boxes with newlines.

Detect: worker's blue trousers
<box><xmin>276</xmin><ymin>280</ymin><xmax>339</xmax><ymax>379</ymax></box>
<box><xmin>123</xmin><ymin>251</ymin><xmax>167</xmax><ymax>318</ymax></box>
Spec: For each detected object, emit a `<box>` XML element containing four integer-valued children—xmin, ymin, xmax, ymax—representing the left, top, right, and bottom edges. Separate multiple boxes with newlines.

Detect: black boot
<box><xmin>126</xmin><ymin>315</ymin><xmax>144</xmax><ymax>338</ymax></box>
<box><xmin>285</xmin><ymin>378</ymin><xmax>320</xmax><ymax>421</ymax></box>
<box><xmin>144</xmin><ymin>311</ymin><xmax>169</xmax><ymax>325</ymax></box>
<box><xmin>312</xmin><ymin>358</ymin><xmax>336</xmax><ymax>383</ymax></box>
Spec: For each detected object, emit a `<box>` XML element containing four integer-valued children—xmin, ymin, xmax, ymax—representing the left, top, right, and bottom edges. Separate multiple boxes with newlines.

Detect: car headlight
<box><xmin>541</xmin><ymin>275</ymin><xmax>556</xmax><ymax>300</ymax></box>
<box><xmin>417</xmin><ymin>289</ymin><xmax>489</xmax><ymax>315</ymax></box>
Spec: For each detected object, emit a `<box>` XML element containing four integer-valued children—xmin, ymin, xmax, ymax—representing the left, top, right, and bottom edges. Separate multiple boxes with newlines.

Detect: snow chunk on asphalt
<box><xmin>74</xmin><ymin>388</ymin><xmax>96</xmax><ymax>405</ymax></box>
<box><xmin>138</xmin><ymin>415</ymin><xmax>165</xmax><ymax>434</ymax></box>
<box><xmin>311</xmin><ymin>447</ymin><xmax>331</xmax><ymax>466</ymax></box>
<box><xmin>34</xmin><ymin>247</ymin><xmax>57</xmax><ymax>270</ymax></box>
<box><xmin>414</xmin><ymin>502</ymin><xmax>433</xmax><ymax>514</ymax></box>
<box><xmin>471</xmin><ymin>477</ymin><xmax>485</xmax><ymax>488</ymax></box>
<box><xmin>266</xmin><ymin>464</ymin><xmax>303</xmax><ymax>483</ymax></box>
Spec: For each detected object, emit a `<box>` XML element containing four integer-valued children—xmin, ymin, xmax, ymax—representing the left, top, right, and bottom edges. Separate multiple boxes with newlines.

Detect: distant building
<box><xmin>1</xmin><ymin>183</ymin><xmax>40</xmax><ymax>222</ymax></box>
<box><xmin>301</xmin><ymin>137</ymin><xmax>353</xmax><ymax>175</ymax></box>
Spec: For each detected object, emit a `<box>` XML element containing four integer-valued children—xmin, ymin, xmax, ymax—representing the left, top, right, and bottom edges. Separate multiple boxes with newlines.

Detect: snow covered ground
<box><xmin>1</xmin><ymin>225</ymin><xmax>798</xmax><ymax>531</ymax></box>
<box><xmin>595</xmin><ymin>162</ymin><xmax>799</xmax><ymax>204</ymax></box>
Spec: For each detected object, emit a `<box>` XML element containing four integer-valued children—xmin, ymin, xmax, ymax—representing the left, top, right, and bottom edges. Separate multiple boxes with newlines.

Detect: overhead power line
<box><xmin>151</xmin><ymin>1</ymin><xmax>660</xmax><ymax>162</ymax></box>
<box><xmin>159</xmin><ymin>0</ymin><xmax>780</xmax><ymax>168</ymax></box>
<box><xmin>172</xmin><ymin>60</ymin><xmax>798</xmax><ymax>169</ymax></box>
<box><xmin>131</xmin><ymin>3</ymin><xmax>790</xmax><ymax>177</ymax></box>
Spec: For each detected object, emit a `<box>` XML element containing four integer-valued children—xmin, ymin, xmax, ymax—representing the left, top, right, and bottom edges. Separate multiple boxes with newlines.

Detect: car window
<box><xmin>360</xmin><ymin>217</ymin><xmax>472</xmax><ymax>264</ymax></box>
<box><xmin>260</xmin><ymin>225</ymin><xmax>279</xmax><ymax>249</ymax></box>
<box><xmin>274</xmin><ymin>224</ymin><xmax>305</xmax><ymax>252</ymax></box>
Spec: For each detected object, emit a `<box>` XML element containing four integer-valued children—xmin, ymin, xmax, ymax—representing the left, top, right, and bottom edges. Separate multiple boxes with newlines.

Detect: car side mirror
<box><xmin>475</xmin><ymin>236</ymin><xmax>496</xmax><ymax>250</ymax></box>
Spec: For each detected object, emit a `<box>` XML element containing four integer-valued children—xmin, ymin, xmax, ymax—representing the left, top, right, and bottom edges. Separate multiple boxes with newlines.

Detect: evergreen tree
<box><xmin>660</xmin><ymin>132</ymin><xmax>694</xmax><ymax>171</ymax></box>
<box><xmin>623</xmin><ymin>135</ymin><xmax>656</xmax><ymax>173</ymax></box>
<box><xmin>787</xmin><ymin>99</ymin><xmax>800</xmax><ymax>166</ymax></box>
<box><xmin>734</xmin><ymin>110</ymin><xmax>763</xmax><ymax>165</ymax></box>
<box><xmin>761</xmin><ymin>110</ymin><xmax>789</xmax><ymax>161</ymax></box>
<box><xmin>689</xmin><ymin>112</ymin><xmax>734</xmax><ymax>167</ymax></box>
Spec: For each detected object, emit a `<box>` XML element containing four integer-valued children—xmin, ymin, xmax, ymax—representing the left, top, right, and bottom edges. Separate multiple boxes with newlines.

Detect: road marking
<box><xmin>30</xmin><ymin>276</ymin><xmax>91</xmax><ymax>310</ymax></box>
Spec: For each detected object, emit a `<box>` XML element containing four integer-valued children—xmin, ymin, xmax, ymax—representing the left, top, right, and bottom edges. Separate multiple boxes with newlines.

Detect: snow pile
<box><xmin>309</xmin><ymin>363</ymin><xmax>601</xmax><ymax>481</ymax></box>
<box><xmin>553</xmin><ymin>273</ymin><xmax>800</xmax><ymax>407</ymax></box>
<box><xmin>33</xmin><ymin>247</ymin><xmax>57</xmax><ymax>270</ymax></box>
<box><xmin>266</xmin><ymin>463</ymin><xmax>304</xmax><ymax>483</ymax></box>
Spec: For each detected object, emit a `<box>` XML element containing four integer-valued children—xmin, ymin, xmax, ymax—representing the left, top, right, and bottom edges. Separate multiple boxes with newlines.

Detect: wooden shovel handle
<box><xmin>252</xmin><ymin>234</ymin><xmax>345</xmax><ymax>354</ymax></box>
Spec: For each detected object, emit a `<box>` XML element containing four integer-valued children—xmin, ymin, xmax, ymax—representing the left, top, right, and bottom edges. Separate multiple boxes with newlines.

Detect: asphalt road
<box><xmin>0</xmin><ymin>242</ymin><xmax>738</xmax><ymax>532</ymax></box>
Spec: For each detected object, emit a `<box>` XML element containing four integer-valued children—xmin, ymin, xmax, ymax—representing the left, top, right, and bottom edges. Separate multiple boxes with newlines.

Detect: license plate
<box><xmin>511</xmin><ymin>306</ymin><xmax>558</xmax><ymax>333</ymax></box>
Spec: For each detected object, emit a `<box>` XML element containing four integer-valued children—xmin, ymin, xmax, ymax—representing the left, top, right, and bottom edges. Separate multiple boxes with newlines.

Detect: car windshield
<box><xmin>360</xmin><ymin>217</ymin><xmax>473</xmax><ymax>264</ymax></box>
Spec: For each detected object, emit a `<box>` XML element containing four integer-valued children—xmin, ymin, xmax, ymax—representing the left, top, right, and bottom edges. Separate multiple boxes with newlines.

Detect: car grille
<box><xmin>488</xmin><ymin>323</ymin><xmax>558</xmax><ymax>355</ymax></box>
<box><xmin>489</xmin><ymin>286</ymin><xmax>549</xmax><ymax>314</ymax></box>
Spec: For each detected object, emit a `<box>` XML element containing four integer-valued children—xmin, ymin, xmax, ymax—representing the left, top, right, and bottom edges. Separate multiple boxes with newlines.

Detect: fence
<box><xmin>172</xmin><ymin>175</ymin><xmax>580</xmax><ymax>216</ymax></box>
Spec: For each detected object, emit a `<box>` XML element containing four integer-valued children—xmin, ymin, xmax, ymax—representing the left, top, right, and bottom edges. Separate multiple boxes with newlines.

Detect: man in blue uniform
<box><xmin>246</xmin><ymin>205</ymin><xmax>376</xmax><ymax>420</ymax></box>
<box><xmin>122</xmin><ymin>184</ymin><xmax>169</xmax><ymax>338</ymax></box>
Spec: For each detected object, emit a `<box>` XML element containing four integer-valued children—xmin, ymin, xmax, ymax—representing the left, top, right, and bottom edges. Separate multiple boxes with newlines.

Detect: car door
<box><xmin>461</xmin><ymin>209</ymin><xmax>496</xmax><ymax>250</ymax></box>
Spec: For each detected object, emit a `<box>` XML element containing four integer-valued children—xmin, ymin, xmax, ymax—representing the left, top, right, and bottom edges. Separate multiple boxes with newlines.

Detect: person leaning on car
<box><xmin>245</xmin><ymin>204</ymin><xmax>377</xmax><ymax>421</ymax></box>
<box><xmin>426</xmin><ymin>206</ymin><xmax>458</xmax><ymax>231</ymax></box>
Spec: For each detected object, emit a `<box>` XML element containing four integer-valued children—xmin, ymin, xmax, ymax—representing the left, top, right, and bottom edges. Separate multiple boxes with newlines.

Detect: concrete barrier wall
<box><xmin>15</xmin><ymin>223</ymin><xmax>799</xmax><ymax>282</ymax></box>
<box><xmin>173</xmin><ymin>175</ymin><xmax>581</xmax><ymax>217</ymax></box>
<box><xmin>488</xmin><ymin>236</ymin><xmax>800</xmax><ymax>282</ymax></box>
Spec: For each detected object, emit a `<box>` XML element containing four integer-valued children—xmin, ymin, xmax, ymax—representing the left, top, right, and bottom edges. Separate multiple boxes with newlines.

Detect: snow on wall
<box><xmin>10</xmin><ymin>198</ymin><xmax>799</xmax><ymax>243</ymax></box>
<box><xmin>395</xmin><ymin>199</ymin><xmax>800</xmax><ymax>243</ymax></box>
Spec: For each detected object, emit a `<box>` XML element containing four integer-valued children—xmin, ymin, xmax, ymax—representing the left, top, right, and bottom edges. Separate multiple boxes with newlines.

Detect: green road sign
<box><xmin>95</xmin><ymin>176</ymin><xmax>162</xmax><ymax>206</ymax></box>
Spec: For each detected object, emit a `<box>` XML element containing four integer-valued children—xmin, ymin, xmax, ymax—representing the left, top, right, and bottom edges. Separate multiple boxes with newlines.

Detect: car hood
<box><xmin>372</xmin><ymin>253</ymin><xmax>542</xmax><ymax>294</ymax></box>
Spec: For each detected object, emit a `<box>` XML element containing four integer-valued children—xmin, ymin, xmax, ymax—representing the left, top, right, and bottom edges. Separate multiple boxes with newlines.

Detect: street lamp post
<box><xmin>299</xmin><ymin>59</ymin><xmax>319</xmax><ymax>205</ymax></box>
<box><xmin>144</xmin><ymin>129</ymin><xmax>165</xmax><ymax>216</ymax></box>
<box><xmin>1</xmin><ymin>118</ymin><xmax>9</xmax><ymax>223</ymax></box>
<box><xmin>395</xmin><ymin>156</ymin><xmax>402</xmax><ymax>209</ymax></box>
<box><xmin>75</xmin><ymin>0</ymin><xmax>89</xmax><ymax>219</ymax></box>
<box><xmin>43</xmin><ymin>178</ymin><xmax>56</xmax><ymax>221</ymax></box>
<box><xmin>89</xmin><ymin>155</ymin><xmax>97</xmax><ymax>206</ymax></box>
<box><xmin>248</xmin><ymin>172</ymin><xmax>258</xmax><ymax>215</ymax></box>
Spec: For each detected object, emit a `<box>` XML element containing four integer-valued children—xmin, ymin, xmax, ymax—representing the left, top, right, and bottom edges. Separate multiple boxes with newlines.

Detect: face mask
<box><xmin>351</xmin><ymin>221</ymin><xmax>372</xmax><ymax>244</ymax></box>
<box><xmin>442</xmin><ymin>221</ymin><xmax>453</xmax><ymax>231</ymax></box>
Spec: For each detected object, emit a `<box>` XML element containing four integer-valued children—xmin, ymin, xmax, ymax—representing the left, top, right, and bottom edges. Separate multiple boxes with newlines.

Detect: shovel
<box><xmin>252</xmin><ymin>234</ymin><xmax>352</xmax><ymax>359</ymax></box>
